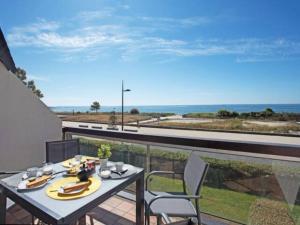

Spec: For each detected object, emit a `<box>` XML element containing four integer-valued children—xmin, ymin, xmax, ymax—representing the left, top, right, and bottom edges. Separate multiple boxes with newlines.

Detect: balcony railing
<box><xmin>62</xmin><ymin>127</ymin><xmax>300</xmax><ymax>225</ymax></box>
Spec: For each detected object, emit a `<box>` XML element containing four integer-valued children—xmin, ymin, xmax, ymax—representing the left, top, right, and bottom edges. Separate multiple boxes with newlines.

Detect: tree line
<box><xmin>15</xmin><ymin>67</ymin><xmax>44</xmax><ymax>98</ymax></box>
<box><xmin>216</xmin><ymin>108</ymin><xmax>300</xmax><ymax>121</ymax></box>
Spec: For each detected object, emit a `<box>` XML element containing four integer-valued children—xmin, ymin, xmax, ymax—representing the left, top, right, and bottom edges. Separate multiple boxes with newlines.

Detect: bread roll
<box><xmin>26</xmin><ymin>175</ymin><xmax>50</xmax><ymax>188</ymax></box>
<box><xmin>63</xmin><ymin>182</ymin><xmax>89</xmax><ymax>193</ymax></box>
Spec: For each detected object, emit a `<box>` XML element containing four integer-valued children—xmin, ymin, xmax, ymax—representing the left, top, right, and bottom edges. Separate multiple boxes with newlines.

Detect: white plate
<box><xmin>17</xmin><ymin>179</ymin><xmax>49</xmax><ymax>191</ymax></box>
<box><xmin>58</xmin><ymin>183</ymin><xmax>87</xmax><ymax>195</ymax></box>
<box><xmin>22</xmin><ymin>171</ymin><xmax>44</xmax><ymax>180</ymax></box>
<box><xmin>17</xmin><ymin>175</ymin><xmax>55</xmax><ymax>192</ymax></box>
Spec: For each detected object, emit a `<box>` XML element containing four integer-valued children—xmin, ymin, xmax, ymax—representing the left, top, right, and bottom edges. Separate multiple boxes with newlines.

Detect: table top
<box><xmin>0</xmin><ymin>161</ymin><xmax>144</xmax><ymax>223</ymax></box>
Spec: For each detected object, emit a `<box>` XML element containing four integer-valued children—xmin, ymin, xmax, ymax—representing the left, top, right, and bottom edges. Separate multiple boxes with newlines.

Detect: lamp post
<box><xmin>122</xmin><ymin>80</ymin><xmax>131</xmax><ymax>131</ymax></box>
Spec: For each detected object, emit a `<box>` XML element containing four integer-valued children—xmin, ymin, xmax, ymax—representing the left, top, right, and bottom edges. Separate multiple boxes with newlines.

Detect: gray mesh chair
<box><xmin>145</xmin><ymin>152</ymin><xmax>209</xmax><ymax>225</ymax></box>
<box><xmin>46</xmin><ymin>139</ymin><xmax>80</xmax><ymax>163</ymax></box>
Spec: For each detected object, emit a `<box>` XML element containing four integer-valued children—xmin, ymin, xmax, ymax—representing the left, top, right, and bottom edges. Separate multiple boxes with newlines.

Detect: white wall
<box><xmin>0</xmin><ymin>62</ymin><xmax>62</xmax><ymax>171</ymax></box>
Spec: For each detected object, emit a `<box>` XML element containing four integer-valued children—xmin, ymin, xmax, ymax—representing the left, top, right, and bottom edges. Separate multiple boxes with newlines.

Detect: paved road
<box><xmin>62</xmin><ymin>121</ymin><xmax>300</xmax><ymax>145</ymax></box>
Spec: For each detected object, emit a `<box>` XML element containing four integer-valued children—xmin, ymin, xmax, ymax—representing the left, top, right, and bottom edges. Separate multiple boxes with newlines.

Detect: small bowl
<box><xmin>43</xmin><ymin>166</ymin><xmax>53</xmax><ymax>175</ymax></box>
<box><xmin>100</xmin><ymin>170</ymin><xmax>111</xmax><ymax>179</ymax></box>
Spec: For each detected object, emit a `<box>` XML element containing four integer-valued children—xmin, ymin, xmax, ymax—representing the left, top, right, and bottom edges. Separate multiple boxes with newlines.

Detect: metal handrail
<box><xmin>62</xmin><ymin>127</ymin><xmax>300</xmax><ymax>158</ymax></box>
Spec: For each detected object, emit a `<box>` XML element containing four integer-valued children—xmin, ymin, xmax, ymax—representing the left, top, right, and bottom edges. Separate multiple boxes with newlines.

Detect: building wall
<box><xmin>0</xmin><ymin>62</ymin><xmax>62</xmax><ymax>171</ymax></box>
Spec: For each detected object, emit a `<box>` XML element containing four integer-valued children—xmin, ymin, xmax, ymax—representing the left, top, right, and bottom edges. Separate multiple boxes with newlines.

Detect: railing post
<box><xmin>0</xmin><ymin>186</ymin><xmax>7</xmax><ymax>225</ymax></box>
<box><xmin>62</xmin><ymin>130</ymin><xmax>66</xmax><ymax>140</ymax></box>
<box><xmin>63</xmin><ymin>132</ymin><xmax>72</xmax><ymax>140</ymax></box>
<box><xmin>146</xmin><ymin>144</ymin><xmax>151</xmax><ymax>173</ymax></box>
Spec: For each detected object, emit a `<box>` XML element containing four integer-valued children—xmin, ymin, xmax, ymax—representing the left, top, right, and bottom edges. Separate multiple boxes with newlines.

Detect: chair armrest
<box><xmin>160</xmin><ymin>213</ymin><xmax>172</xmax><ymax>224</ymax></box>
<box><xmin>0</xmin><ymin>171</ymin><xmax>22</xmax><ymax>175</ymax></box>
<box><xmin>148</xmin><ymin>194</ymin><xmax>200</xmax><ymax>208</ymax></box>
<box><xmin>146</xmin><ymin>171</ymin><xmax>183</xmax><ymax>191</ymax></box>
<box><xmin>161</xmin><ymin>214</ymin><xmax>194</xmax><ymax>225</ymax></box>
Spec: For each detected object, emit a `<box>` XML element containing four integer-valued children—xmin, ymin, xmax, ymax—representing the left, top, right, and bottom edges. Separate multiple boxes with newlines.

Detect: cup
<box><xmin>27</xmin><ymin>167</ymin><xmax>39</xmax><ymax>178</ymax></box>
<box><xmin>115</xmin><ymin>162</ymin><xmax>124</xmax><ymax>172</ymax></box>
<box><xmin>43</xmin><ymin>163</ymin><xmax>53</xmax><ymax>175</ymax></box>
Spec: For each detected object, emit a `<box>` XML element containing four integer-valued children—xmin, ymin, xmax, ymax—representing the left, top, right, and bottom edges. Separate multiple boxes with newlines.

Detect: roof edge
<box><xmin>0</xmin><ymin>27</ymin><xmax>17</xmax><ymax>73</ymax></box>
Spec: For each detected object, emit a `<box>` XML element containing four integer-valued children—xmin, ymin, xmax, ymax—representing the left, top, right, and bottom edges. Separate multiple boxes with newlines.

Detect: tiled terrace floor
<box><xmin>6</xmin><ymin>196</ymin><xmax>155</xmax><ymax>225</ymax></box>
<box><xmin>6</xmin><ymin>196</ymin><xmax>238</xmax><ymax>225</ymax></box>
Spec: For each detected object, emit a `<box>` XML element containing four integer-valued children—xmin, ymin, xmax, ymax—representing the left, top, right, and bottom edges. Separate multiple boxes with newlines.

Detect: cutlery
<box><xmin>111</xmin><ymin>169</ymin><xmax>128</xmax><ymax>176</ymax></box>
<box><xmin>53</xmin><ymin>170</ymin><xmax>67</xmax><ymax>175</ymax></box>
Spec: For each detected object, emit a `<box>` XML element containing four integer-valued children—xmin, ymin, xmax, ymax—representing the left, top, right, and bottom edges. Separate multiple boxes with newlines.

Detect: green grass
<box><xmin>149</xmin><ymin>175</ymin><xmax>300</xmax><ymax>224</ymax></box>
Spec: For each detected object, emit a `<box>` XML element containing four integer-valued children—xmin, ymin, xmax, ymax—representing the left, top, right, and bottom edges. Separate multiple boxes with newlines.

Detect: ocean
<box><xmin>50</xmin><ymin>104</ymin><xmax>300</xmax><ymax>115</ymax></box>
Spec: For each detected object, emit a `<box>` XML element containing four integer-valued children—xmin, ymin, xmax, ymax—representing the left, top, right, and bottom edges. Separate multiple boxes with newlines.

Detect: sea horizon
<box><xmin>50</xmin><ymin>103</ymin><xmax>300</xmax><ymax>115</ymax></box>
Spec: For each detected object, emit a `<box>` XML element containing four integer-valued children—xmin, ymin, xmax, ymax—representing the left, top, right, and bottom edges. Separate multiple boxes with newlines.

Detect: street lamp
<box><xmin>122</xmin><ymin>80</ymin><xmax>131</xmax><ymax>131</ymax></box>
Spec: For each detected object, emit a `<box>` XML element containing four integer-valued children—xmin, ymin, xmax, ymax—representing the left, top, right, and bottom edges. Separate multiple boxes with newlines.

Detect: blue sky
<box><xmin>1</xmin><ymin>0</ymin><xmax>300</xmax><ymax>106</ymax></box>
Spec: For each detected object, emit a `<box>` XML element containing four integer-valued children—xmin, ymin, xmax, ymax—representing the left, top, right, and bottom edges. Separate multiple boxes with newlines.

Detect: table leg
<box><xmin>78</xmin><ymin>215</ymin><xmax>86</xmax><ymax>225</ymax></box>
<box><xmin>0</xmin><ymin>187</ymin><xmax>7</xmax><ymax>224</ymax></box>
<box><xmin>136</xmin><ymin>173</ymin><xmax>145</xmax><ymax>225</ymax></box>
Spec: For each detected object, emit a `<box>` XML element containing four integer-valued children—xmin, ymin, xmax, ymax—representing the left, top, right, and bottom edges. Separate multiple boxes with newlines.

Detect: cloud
<box><xmin>139</xmin><ymin>16</ymin><xmax>211</xmax><ymax>28</ymax></box>
<box><xmin>6</xmin><ymin>12</ymin><xmax>300</xmax><ymax>63</ymax></box>
<box><xmin>76</xmin><ymin>9</ymin><xmax>115</xmax><ymax>21</ymax></box>
<box><xmin>121</xmin><ymin>4</ymin><xmax>130</xmax><ymax>10</ymax></box>
<box><xmin>27</xmin><ymin>75</ymin><xmax>50</xmax><ymax>82</ymax></box>
<box><xmin>11</xmin><ymin>18</ymin><xmax>60</xmax><ymax>33</ymax></box>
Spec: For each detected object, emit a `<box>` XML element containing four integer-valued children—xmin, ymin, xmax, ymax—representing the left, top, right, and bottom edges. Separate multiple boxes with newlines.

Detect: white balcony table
<box><xmin>0</xmin><ymin>162</ymin><xmax>144</xmax><ymax>225</ymax></box>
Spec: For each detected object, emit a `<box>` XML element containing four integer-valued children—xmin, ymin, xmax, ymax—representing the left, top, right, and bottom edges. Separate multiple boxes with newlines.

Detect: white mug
<box><xmin>115</xmin><ymin>162</ymin><xmax>124</xmax><ymax>172</ymax></box>
<box><xmin>27</xmin><ymin>167</ymin><xmax>38</xmax><ymax>178</ymax></box>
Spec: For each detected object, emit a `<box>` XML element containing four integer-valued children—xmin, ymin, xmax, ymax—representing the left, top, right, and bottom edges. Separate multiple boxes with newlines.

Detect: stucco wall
<box><xmin>0</xmin><ymin>62</ymin><xmax>62</xmax><ymax>171</ymax></box>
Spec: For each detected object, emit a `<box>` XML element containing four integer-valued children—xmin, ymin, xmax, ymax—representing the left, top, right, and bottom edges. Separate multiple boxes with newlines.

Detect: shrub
<box><xmin>130</xmin><ymin>108</ymin><xmax>140</xmax><ymax>114</ymax></box>
<box><xmin>231</xmin><ymin>111</ymin><xmax>239</xmax><ymax>117</ymax></box>
<box><xmin>248</xmin><ymin>199</ymin><xmax>295</xmax><ymax>225</ymax></box>
<box><xmin>263</xmin><ymin>108</ymin><xmax>275</xmax><ymax>117</ymax></box>
<box><xmin>217</xmin><ymin>110</ymin><xmax>239</xmax><ymax>118</ymax></box>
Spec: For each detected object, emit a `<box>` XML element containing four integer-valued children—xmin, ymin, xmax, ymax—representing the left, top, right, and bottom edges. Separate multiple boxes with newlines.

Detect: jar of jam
<box><xmin>87</xmin><ymin>160</ymin><xmax>96</xmax><ymax>172</ymax></box>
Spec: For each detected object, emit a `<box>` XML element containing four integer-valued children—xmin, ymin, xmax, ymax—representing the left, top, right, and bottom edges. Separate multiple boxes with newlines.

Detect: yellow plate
<box><xmin>62</xmin><ymin>156</ymin><xmax>98</xmax><ymax>168</ymax></box>
<box><xmin>46</xmin><ymin>176</ymin><xmax>101</xmax><ymax>200</ymax></box>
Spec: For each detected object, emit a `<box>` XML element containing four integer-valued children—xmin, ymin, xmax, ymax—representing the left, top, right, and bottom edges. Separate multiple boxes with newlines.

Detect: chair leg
<box><xmin>89</xmin><ymin>215</ymin><xmax>94</xmax><ymax>225</ymax></box>
<box><xmin>195</xmin><ymin>201</ymin><xmax>201</xmax><ymax>225</ymax></box>
<box><xmin>156</xmin><ymin>215</ymin><xmax>162</xmax><ymax>225</ymax></box>
<box><xmin>145</xmin><ymin>205</ymin><xmax>151</xmax><ymax>225</ymax></box>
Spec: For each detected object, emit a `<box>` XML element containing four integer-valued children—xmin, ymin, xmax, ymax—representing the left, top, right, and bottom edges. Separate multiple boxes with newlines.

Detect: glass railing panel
<box><xmin>68</xmin><ymin>133</ymin><xmax>300</xmax><ymax>225</ymax></box>
<box><xmin>146</xmin><ymin>145</ymin><xmax>300</xmax><ymax>224</ymax></box>
<box><xmin>74</xmin><ymin>135</ymin><xmax>147</xmax><ymax>169</ymax></box>
<box><xmin>74</xmin><ymin>135</ymin><xmax>147</xmax><ymax>193</ymax></box>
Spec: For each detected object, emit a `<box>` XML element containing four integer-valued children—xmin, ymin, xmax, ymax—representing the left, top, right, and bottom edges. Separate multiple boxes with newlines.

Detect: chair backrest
<box><xmin>184</xmin><ymin>152</ymin><xmax>209</xmax><ymax>195</ymax></box>
<box><xmin>46</xmin><ymin>139</ymin><xmax>80</xmax><ymax>163</ymax></box>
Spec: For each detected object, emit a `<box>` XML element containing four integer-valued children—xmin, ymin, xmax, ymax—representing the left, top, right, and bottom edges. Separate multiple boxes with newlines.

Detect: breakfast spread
<box><xmin>67</xmin><ymin>167</ymin><xmax>78</xmax><ymax>175</ymax></box>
